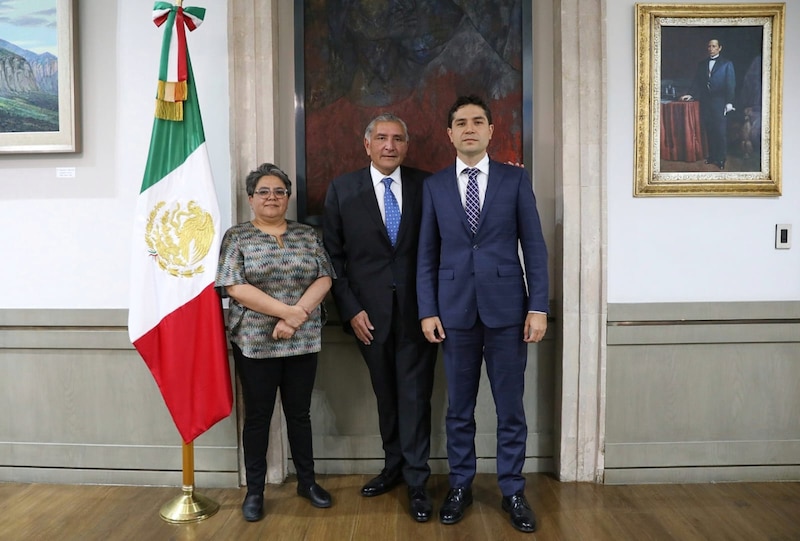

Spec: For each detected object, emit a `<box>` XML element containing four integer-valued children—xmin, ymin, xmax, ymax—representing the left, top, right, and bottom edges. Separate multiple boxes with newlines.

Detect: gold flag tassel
<box><xmin>155</xmin><ymin>79</ymin><xmax>188</xmax><ymax>121</ymax></box>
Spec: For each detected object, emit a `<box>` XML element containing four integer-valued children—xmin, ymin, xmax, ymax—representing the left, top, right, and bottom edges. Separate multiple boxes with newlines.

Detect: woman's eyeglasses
<box><xmin>252</xmin><ymin>188</ymin><xmax>290</xmax><ymax>198</ymax></box>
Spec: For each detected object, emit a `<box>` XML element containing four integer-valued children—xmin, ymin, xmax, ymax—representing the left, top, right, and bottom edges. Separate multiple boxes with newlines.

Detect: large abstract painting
<box><xmin>296</xmin><ymin>0</ymin><xmax>528</xmax><ymax>222</ymax></box>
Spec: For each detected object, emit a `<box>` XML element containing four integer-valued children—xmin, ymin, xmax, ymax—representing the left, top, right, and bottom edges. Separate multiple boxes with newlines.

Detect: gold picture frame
<box><xmin>0</xmin><ymin>0</ymin><xmax>79</xmax><ymax>154</ymax></box>
<box><xmin>634</xmin><ymin>3</ymin><xmax>784</xmax><ymax>196</ymax></box>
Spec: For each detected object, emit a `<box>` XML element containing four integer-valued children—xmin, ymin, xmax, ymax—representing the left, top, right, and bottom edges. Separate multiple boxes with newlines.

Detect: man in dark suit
<box><xmin>323</xmin><ymin>114</ymin><xmax>438</xmax><ymax>522</ymax></box>
<box><xmin>681</xmin><ymin>38</ymin><xmax>736</xmax><ymax>169</ymax></box>
<box><xmin>416</xmin><ymin>95</ymin><xmax>548</xmax><ymax>533</ymax></box>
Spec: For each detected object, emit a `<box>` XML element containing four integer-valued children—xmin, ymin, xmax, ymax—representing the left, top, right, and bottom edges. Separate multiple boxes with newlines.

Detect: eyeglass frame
<box><xmin>251</xmin><ymin>187</ymin><xmax>291</xmax><ymax>199</ymax></box>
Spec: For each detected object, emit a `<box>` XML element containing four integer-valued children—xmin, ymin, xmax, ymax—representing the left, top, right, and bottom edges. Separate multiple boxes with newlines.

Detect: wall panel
<box><xmin>0</xmin><ymin>310</ymin><xmax>239</xmax><ymax>487</ymax></box>
<box><xmin>605</xmin><ymin>302</ymin><xmax>800</xmax><ymax>484</ymax></box>
<box><xmin>1</xmin><ymin>309</ymin><xmax>554</xmax><ymax>487</ymax></box>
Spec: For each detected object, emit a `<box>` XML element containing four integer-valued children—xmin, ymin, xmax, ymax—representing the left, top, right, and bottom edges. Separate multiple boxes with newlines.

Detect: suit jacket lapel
<box><xmin>357</xmin><ymin>168</ymin><xmax>395</xmax><ymax>247</ymax></box>
<box><xmin>396</xmin><ymin>168</ymin><xmax>416</xmax><ymax>246</ymax></box>
<box><xmin>356</xmin><ymin>169</ymin><xmax>386</xmax><ymax>231</ymax></box>
<box><xmin>481</xmin><ymin>161</ymin><xmax>502</xmax><ymax>227</ymax></box>
<box><xmin>709</xmin><ymin>56</ymin><xmax>726</xmax><ymax>77</ymax></box>
<box><xmin>446</xmin><ymin>165</ymin><xmax>474</xmax><ymax>237</ymax></box>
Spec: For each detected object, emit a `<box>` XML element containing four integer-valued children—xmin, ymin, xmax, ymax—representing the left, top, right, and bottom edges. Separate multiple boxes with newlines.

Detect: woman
<box><xmin>216</xmin><ymin>163</ymin><xmax>334</xmax><ymax>522</ymax></box>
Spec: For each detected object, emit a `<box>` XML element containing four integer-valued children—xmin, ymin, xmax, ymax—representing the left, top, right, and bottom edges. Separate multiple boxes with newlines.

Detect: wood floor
<box><xmin>1</xmin><ymin>474</ymin><xmax>799</xmax><ymax>540</ymax></box>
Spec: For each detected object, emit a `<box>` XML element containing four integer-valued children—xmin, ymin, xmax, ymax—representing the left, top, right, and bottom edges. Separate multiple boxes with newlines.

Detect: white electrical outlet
<box><xmin>775</xmin><ymin>224</ymin><xmax>791</xmax><ymax>249</ymax></box>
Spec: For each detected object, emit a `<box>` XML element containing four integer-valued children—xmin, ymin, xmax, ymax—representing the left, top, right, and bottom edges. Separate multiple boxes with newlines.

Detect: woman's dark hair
<box><xmin>245</xmin><ymin>163</ymin><xmax>292</xmax><ymax>196</ymax></box>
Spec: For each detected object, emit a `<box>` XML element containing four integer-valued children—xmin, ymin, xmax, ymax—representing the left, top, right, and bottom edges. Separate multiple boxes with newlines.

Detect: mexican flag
<box><xmin>128</xmin><ymin>2</ymin><xmax>232</xmax><ymax>443</ymax></box>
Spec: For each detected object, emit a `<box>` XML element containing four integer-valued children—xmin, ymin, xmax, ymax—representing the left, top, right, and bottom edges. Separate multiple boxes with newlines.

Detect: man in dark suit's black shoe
<box><xmin>361</xmin><ymin>468</ymin><xmax>403</xmax><ymax>497</ymax></box>
<box><xmin>408</xmin><ymin>486</ymin><xmax>432</xmax><ymax>522</ymax></box>
<box><xmin>501</xmin><ymin>492</ymin><xmax>537</xmax><ymax>533</ymax></box>
<box><xmin>439</xmin><ymin>487</ymin><xmax>473</xmax><ymax>524</ymax></box>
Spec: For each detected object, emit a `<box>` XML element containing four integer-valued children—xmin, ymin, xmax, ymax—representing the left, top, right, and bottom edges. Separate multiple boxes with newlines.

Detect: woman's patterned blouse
<box><xmin>215</xmin><ymin>221</ymin><xmax>334</xmax><ymax>359</ymax></box>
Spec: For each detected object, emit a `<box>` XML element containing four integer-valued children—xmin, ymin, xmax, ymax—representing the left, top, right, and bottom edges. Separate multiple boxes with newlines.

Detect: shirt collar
<box><xmin>456</xmin><ymin>154</ymin><xmax>490</xmax><ymax>176</ymax></box>
<box><xmin>370</xmin><ymin>164</ymin><xmax>401</xmax><ymax>187</ymax></box>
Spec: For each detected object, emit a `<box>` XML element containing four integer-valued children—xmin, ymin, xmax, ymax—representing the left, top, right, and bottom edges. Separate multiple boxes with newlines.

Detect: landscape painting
<box><xmin>0</xmin><ymin>0</ymin><xmax>78</xmax><ymax>153</ymax></box>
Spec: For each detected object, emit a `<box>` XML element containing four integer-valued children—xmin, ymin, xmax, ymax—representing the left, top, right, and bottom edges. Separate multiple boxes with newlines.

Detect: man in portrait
<box><xmin>681</xmin><ymin>38</ymin><xmax>736</xmax><ymax>170</ymax></box>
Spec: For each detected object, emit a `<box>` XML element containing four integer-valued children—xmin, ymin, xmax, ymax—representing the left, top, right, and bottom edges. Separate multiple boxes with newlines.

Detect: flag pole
<box><xmin>159</xmin><ymin>441</ymin><xmax>221</xmax><ymax>523</ymax></box>
<box><xmin>157</xmin><ymin>0</ymin><xmax>220</xmax><ymax>522</ymax></box>
<box><xmin>132</xmin><ymin>0</ymin><xmax>231</xmax><ymax>522</ymax></box>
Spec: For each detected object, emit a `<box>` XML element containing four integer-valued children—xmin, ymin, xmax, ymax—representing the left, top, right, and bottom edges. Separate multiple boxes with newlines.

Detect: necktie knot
<box><xmin>382</xmin><ymin>177</ymin><xmax>400</xmax><ymax>246</ymax></box>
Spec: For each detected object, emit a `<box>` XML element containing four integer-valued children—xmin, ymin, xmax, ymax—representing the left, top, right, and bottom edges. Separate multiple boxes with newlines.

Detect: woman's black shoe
<box><xmin>241</xmin><ymin>493</ymin><xmax>264</xmax><ymax>522</ymax></box>
<box><xmin>297</xmin><ymin>482</ymin><xmax>332</xmax><ymax>508</ymax></box>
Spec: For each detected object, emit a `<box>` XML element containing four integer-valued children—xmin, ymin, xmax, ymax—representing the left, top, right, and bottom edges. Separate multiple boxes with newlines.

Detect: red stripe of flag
<box><xmin>133</xmin><ymin>284</ymin><xmax>232</xmax><ymax>442</ymax></box>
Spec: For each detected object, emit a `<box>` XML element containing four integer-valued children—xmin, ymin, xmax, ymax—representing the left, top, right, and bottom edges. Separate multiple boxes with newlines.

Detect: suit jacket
<box><xmin>323</xmin><ymin>165</ymin><xmax>430</xmax><ymax>343</ymax></box>
<box><xmin>417</xmin><ymin>160</ymin><xmax>548</xmax><ymax>330</ymax></box>
<box><xmin>689</xmin><ymin>55</ymin><xmax>735</xmax><ymax>104</ymax></box>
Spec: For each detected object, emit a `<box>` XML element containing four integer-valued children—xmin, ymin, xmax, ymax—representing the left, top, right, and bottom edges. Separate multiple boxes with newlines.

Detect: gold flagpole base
<box><xmin>159</xmin><ymin>485</ymin><xmax>220</xmax><ymax>524</ymax></box>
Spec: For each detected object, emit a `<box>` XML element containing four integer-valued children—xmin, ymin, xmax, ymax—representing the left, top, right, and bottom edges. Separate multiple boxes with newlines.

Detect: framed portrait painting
<box><xmin>634</xmin><ymin>3</ymin><xmax>784</xmax><ymax>196</ymax></box>
<box><xmin>294</xmin><ymin>0</ymin><xmax>532</xmax><ymax>223</ymax></box>
<box><xmin>0</xmin><ymin>0</ymin><xmax>79</xmax><ymax>154</ymax></box>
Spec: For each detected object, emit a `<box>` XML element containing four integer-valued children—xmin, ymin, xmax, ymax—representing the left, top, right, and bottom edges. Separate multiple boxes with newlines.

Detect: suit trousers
<box><xmin>441</xmin><ymin>318</ymin><xmax>528</xmax><ymax>496</ymax></box>
<box><xmin>700</xmin><ymin>96</ymin><xmax>728</xmax><ymax>164</ymax></box>
<box><xmin>233</xmin><ymin>343</ymin><xmax>318</xmax><ymax>494</ymax></box>
<box><xmin>357</xmin><ymin>292</ymin><xmax>437</xmax><ymax>487</ymax></box>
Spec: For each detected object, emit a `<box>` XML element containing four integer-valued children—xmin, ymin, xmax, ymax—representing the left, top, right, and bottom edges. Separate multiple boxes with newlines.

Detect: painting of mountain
<box><xmin>0</xmin><ymin>0</ymin><xmax>77</xmax><ymax>153</ymax></box>
<box><xmin>0</xmin><ymin>37</ymin><xmax>59</xmax><ymax>132</ymax></box>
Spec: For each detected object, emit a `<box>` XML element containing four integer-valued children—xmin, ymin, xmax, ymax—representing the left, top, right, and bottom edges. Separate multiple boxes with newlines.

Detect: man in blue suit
<box><xmin>416</xmin><ymin>95</ymin><xmax>548</xmax><ymax>533</ymax></box>
<box><xmin>681</xmin><ymin>39</ymin><xmax>736</xmax><ymax>169</ymax></box>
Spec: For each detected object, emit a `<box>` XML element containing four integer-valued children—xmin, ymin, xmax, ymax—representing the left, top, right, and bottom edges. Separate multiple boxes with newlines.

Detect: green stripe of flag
<box><xmin>140</xmin><ymin>54</ymin><xmax>205</xmax><ymax>194</ymax></box>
